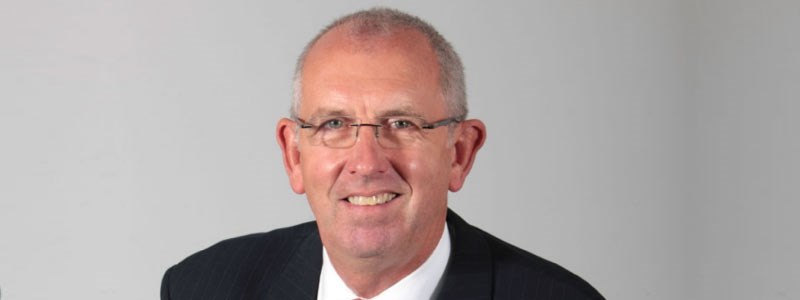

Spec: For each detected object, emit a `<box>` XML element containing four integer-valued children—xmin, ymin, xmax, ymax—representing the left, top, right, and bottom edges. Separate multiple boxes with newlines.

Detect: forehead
<box><xmin>299</xmin><ymin>27</ymin><xmax>446</xmax><ymax>118</ymax></box>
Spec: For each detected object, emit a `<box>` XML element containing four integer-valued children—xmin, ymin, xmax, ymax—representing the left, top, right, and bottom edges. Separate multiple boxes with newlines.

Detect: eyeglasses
<box><xmin>295</xmin><ymin>115</ymin><xmax>463</xmax><ymax>149</ymax></box>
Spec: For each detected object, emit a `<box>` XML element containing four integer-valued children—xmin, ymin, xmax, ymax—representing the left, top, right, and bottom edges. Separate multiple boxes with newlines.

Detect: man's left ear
<box><xmin>449</xmin><ymin>119</ymin><xmax>486</xmax><ymax>192</ymax></box>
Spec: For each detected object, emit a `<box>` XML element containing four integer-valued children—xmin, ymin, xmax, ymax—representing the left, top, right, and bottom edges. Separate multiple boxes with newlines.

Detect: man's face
<box><xmin>280</xmin><ymin>28</ymin><xmax>460</xmax><ymax>265</ymax></box>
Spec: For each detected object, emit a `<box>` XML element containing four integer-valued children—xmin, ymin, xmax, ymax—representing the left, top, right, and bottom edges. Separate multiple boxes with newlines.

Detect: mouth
<box><xmin>345</xmin><ymin>193</ymin><xmax>399</xmax><ymax>206</ymax></box>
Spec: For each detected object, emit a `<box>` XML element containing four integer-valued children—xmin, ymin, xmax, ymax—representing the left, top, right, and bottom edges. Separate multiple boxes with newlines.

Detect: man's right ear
<box><xmin>277</xmin><ymin>118</ymin><xmax>305</xmax><ymax>194</ymax></box>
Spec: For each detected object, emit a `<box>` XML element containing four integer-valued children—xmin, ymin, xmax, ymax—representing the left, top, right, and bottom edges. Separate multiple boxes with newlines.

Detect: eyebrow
<box><xmin>305</xmin><ymin>106</ymin><xmax>428</xmax><ymax>121</ymax></box>
<box><xmin>306</xmin><ymin>109</ymin><xmax>350</xmax><ymax>120</ymax></box>
<box><xmin>377</xmin><ymin>108</ymin><xmax>426</xmax><ymax>119</ymax></box>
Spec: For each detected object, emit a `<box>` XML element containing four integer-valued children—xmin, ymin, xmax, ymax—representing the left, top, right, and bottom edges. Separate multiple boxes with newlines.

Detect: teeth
<box><xmin>347</xmin><ymin>193</ymin><xmax>397</xmax><ymax>206</ymax></box>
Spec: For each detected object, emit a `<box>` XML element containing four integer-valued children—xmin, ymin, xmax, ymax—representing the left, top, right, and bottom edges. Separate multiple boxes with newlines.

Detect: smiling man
<box><xmin>162</xmin><ymin>7</ymin><xmax>603</xmax><ymax>300</ymax></box>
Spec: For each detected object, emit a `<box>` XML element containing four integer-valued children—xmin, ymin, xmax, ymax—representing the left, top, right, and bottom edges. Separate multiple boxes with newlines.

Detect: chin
<box><xmin>341</xmin><ymin>227</ymin><xmax>399</xmax><ymax>258</ymax></box>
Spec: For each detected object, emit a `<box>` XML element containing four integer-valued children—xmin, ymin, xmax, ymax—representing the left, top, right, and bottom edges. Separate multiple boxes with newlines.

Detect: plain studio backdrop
<box><xmin>1</xmin><ymin>1</ymin><xmax>798</xmax><ymax>299</ymax></box>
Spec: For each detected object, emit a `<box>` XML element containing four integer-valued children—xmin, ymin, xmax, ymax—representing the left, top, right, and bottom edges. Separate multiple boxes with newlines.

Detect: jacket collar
<box><xmin>436</xmin><ymin>209</ymin><xmax>493</xmax><ymax>299</ymax></box>
<box><xmin>265</xmin><ymin>209</ymin><xmax>492</xmax><ymax>300</ymax></box>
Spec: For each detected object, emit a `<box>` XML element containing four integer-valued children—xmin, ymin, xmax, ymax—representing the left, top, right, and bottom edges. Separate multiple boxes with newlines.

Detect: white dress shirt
<box><xmin>317</xmin><ymin>224</ymin><xmax>451</xmax><ymax>300</ymax></box>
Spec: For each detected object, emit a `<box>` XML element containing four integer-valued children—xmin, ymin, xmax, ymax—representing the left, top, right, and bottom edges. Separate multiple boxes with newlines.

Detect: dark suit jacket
<box><xmin>161</xmin><ymin>209</ymin><xmax>604</xmax><ymax>299</ymax></box>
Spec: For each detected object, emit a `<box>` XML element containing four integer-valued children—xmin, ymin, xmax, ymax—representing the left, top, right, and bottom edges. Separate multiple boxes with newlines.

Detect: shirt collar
<box><xmin>317</xmin><ymin>223</ymin><xmax>451</xmax><ymax>300</ymax></box>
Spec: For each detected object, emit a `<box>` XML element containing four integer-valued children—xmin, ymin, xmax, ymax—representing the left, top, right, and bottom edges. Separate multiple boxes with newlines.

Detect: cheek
<box><xmin>301</xmin><ymin>152</ymin><xmax>345</xmax><ymax>226</ymax></box>
<box><xmin>301</xmin><ymin>151</ymin><xmax>345</xmax><ymax>195</ymax></box>
<box><xmin>403</xmin><ymin>149</ymin><xmax>452</xmax><ymax>193</ymax></box>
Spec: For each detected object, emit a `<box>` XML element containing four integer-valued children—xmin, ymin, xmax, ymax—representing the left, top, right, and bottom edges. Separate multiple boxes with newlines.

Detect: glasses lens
<box><xmin>300</xmin><ymin>117</ymin><xmax>438</xmax><ymax>149</ymax></box>
<box><xmin>320</xmin><ymin>125</ymin><xmax>355</xmax><ymax>148</ymax></box>
<box><xmin>376</xmin><ymin>129</ymin><xmax>401</xmax><ymax>149</ymax></box>
<box><xmin>378</xmin><ymin>122</ymin><xmax>423</xmax><ymax>149</ymax></box>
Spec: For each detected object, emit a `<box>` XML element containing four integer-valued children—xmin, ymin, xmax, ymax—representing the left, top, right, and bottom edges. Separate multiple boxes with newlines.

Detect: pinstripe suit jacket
<box><xmin>161</xmin><ymin>209</ymin><xmax>604</xmax><ymax>300</ymax></box>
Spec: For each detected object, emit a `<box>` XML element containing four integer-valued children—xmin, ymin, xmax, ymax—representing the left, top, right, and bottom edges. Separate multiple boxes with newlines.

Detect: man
<box><xmin>162</xmin><ymin>7</ymin><xmax>604</xmax><ymax>300</ymax></box>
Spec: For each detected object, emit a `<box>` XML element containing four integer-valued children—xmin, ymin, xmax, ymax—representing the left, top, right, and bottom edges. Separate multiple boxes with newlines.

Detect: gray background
<box><xmin>1</xmin><ymin>0</ymin><xmax>798</xmax><ymax>299</ymax></box>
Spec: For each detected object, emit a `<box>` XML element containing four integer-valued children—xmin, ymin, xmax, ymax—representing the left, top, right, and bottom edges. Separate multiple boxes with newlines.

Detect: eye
<box><xmin>321</xmin><ymin>118</ymin><xmax>345</xmax><ymax>129</ymax></box>
<box><xmin>389</xmin><ymin>119</ymin><xmax>416</xmax><ymax>129</ymax></box>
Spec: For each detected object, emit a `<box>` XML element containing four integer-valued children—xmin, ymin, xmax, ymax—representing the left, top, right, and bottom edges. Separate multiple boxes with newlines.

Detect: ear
<box><xmin>276</xmin><ymin>118</ymin><xmax>305</xmax><ymax>194</ymax></box>
<box><xmin>449</xmin><ymin>119</ymin><xmax>487</xmax><ymax>192</ymax></box>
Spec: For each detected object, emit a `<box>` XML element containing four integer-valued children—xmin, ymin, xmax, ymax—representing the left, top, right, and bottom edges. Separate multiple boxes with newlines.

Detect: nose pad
<box><xmin>354</xmin><ymin>124</ymin><xmax>381</xmax><ymax>145</ymax></box>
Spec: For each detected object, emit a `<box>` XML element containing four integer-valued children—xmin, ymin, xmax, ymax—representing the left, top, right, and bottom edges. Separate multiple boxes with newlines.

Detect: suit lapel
<box><xmin>261</xmin><ymin>210</ymin><xmax>492</xmax><ymax>299</ymax></box>
<box><xmin>436</xmin><ymin>209</ymin><xmax>493</xmax><ymax>300</ymax></box>
<box><xmin>264</xmin><ymin>227</ymin><xmax>323</xmax><ymax>300</ymax></box>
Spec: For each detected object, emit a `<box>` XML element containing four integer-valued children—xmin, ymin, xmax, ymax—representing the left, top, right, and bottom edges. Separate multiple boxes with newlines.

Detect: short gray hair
<box><xmin>291</xmin><ymin>7</ymin><xmax>467</xmax><ymax>119</ymax></box>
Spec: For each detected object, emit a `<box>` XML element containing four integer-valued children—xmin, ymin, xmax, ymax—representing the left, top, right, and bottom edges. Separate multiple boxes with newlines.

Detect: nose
<box><xmin>346</xmin><ymin>125</ymin><xmax>390</xmax><ymax>175</ymax></box>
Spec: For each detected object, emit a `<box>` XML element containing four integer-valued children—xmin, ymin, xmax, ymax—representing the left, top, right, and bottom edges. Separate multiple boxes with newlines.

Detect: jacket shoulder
<box><xmin>161</xmin><ymin>221</ymin><xmax>318</xmax><ymax>299</ymax></box>
<box><xmin>478</xmin><ymin>228</ymin><xmax>604</xmax><ymax>300</ymax></box>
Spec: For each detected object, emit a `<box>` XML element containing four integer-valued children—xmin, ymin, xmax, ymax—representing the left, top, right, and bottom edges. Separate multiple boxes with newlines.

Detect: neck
<box><xmin>326</xmin><ymin>223</ymin><xmax>445</xmax><ymax>298</ymax></box>
<box><xmin>330</xmin><ymin>256</ymin><xmax>419</xmax><ymax>298</ymax></box>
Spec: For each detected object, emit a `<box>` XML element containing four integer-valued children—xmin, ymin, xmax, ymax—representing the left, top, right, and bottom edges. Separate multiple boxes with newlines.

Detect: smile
<box><xmin>346</xmin><ymin>193</ymin><xmax>398</xmax><ymax>206</ymax></box>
